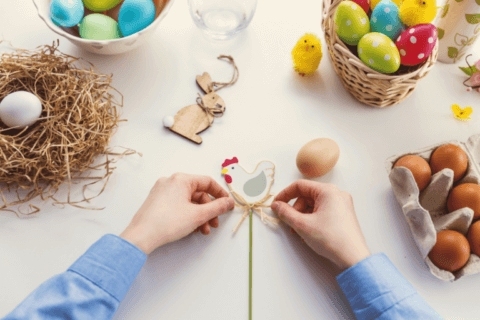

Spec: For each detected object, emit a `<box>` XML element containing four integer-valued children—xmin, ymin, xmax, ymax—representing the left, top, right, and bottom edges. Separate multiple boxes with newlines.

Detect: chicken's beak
<box><xmin>305</xmin><ymin>45</ymin><xmax>309</xmax><ymax>52</ymax></box>
<box><xmin>221</xmin><ymin>168</ymin><xmax>228</xmax><ymax>174</ymax></box>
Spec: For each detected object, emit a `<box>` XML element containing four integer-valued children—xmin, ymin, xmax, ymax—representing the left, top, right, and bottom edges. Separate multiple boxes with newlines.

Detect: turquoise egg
<box><xmin>50</xmin><ymin>0</ymin><xmax>84</xmax><ymax>27</ymax></box>
<box><xmin>118</xmin><ymin>0</ymin><xmax>155</xmax><ymax>37</ymax></box>
<box><xmin>79</xmin><ymin>14</ymin><xmax>122</xmax><ymax>40</ymax></box>
<box><xmin>370</xmin><ymin>0</ymin><xmax>403</xmax><ymax>41</ymax></box>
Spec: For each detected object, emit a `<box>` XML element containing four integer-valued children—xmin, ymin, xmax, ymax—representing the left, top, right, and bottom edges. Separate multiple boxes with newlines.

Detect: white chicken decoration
<box><xmin>221</xmin><ymin>157</ymin><xmax>279</xmax><ymax>233</ymax></box>
<box><xmin>221</xmin><ymin>157</ymin><xmax>275</xmax><ymax>203</ymax></box>
<box><xmin>221</xmin><ymin>157</ymin><xmax>280</xmax><ymax>318</ymax></box>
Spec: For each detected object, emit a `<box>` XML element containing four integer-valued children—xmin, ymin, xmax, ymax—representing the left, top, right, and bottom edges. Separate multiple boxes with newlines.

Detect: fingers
<box><xmin>192</xmin><ymin>192</ymin><xmax>209</xmax><ymax>204</ymax></box>
<box><xmin>209</xmin><ymin>217</ymin><xmax>219</xmax><ymax>228</ymax></box>
<box><xmin>199</xmin><ymin>222</ymin><xmax>211</xmax><ymax>235</ymax></box>
<box><xmin>289</xmin><ymin>198</ymin><xmax>311</xmax><ymax>236</ymax></box>
<box><xmin>196</xmin><ymin>197</ymin><xmax>234</xmax><ymax>225</ymax></box>
<box><xmin>293</xmin><ymin>197</ymin><xmax>308</xmax><ymax>212</ymax></box>
<box><xmin>192</xmin><ymin>192</ymin><xmax>220</xmax><ymax>234</ymax></box>
<box><xmin>274</xmin><ymin>180</ymin><xmax>327</xmax><ymax>203</ymax></box>
<box><xmin>197</xmin><ymin>193</ymin><xmax>220</xmax><ymax>229</ymax></box>
<box><xmin>187</xmin><ymin>175</ymin><xmax>230</xmax><ymax>199</ymax></box>
<box><xmin>271</xmin><ymin>201</ymin><xmax>308</xmax><ymax>231</ymax></box>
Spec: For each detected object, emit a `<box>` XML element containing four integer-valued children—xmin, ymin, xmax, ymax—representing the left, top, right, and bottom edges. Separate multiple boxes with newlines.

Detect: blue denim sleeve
<box><xmin>2</xmin><ymin>234</ymin><xmax>147</xmax><ymax>320</ymax></box>
<box><xmin>336</xmin><ymin>253</ymin><xmax>443</xmax><ymax>320</ymax></box>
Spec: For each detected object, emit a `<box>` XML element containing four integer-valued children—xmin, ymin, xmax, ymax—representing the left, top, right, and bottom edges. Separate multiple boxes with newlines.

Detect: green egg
<box><xmin>82</xmin><ymin>0</ymin><xmax>123</xmax><ymax>12</ymax></box>
<box><xmin>358</xmin><ymin>32</ymin><xmax>400</xmax><ymax>74</ymax></box>
<box><xmin>334</xmin><ymin>1</ymin><xmax>370</xmax><ymax>46</ymax></box>
<box><xmin>79</xmin><ymin>14</ymin><xmax>122</xmax><ymax>40</ymax></box>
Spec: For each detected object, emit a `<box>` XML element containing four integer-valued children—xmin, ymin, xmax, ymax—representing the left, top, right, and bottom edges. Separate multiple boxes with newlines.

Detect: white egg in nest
<box><xmin>0</xmin><ymin>91</ymin><xmax>43</xmax><ymax>128</ymax></box>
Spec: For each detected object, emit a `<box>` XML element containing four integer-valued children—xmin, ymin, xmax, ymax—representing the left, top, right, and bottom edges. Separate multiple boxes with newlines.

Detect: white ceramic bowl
<box><xmin>33</xmin><ymin>0</ymin><xmax>175</xmax><ymax>55</ymax></box>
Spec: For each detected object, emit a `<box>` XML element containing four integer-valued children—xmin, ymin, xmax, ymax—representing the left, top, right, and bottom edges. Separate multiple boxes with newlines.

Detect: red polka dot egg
<box><xmin>349</xmin><ymin>0</ymin><xmax>371</xmax><ymax>14</ymax></box>
<box><xmin>395</xmin><ymin>23</ymin><xmax>437</xmax><ymax>66</ymax></box>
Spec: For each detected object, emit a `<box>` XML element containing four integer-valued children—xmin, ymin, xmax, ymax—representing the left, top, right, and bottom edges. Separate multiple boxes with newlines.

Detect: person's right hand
<box><xmin>271</xmin><ymin>180</ymin><xmax>371</xmax><ymax>271</ymax></box>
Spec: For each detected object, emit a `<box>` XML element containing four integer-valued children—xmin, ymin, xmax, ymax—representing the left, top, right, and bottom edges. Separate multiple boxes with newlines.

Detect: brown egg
<box><xmin>430</xmin><ymin>144</ymin><xmax>468</xmax><ymax>182</ymax></box>
<box><xmin>447</xmin><ymin>183</ymin><xmax>480</xmax><ymax>220</ymax></box>
<box><xmin>394</xmin><ymin>155</ymin><xmax>431</xmax><ymax>191</ymax></box>
<box><xmin>468</xmin><ymin>220</ymin><xmax>480</xmax><ymax>256</ymax></box>
<box><xmin>296</xmin><ymin>138</ymin><xmax>340</xmax><ymax>178</ymax></box>
<box><xmin>428</xmin><ymin>230</ymin><xmax>470</xmax><ymax>272</ymax></box>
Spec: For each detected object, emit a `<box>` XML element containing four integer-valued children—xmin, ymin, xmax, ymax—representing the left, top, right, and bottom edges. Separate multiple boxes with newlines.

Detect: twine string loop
<box><xmin>210</xmin><ymin>55</ymin><xmax>239</xmax><ymax>92</ymax></box>
<box><xmin>196</xmin><ymin>55</ymin><xmax>238</xmax><ymax>126</ymax></box>
<box><xmin>230</xmin><ymin>188</ymin><xmax>280</xmax><ymax>234</ymax></box>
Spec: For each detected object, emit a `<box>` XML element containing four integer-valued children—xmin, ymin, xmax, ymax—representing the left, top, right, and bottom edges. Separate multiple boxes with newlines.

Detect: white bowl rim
<box><xmin>32</xmin><ymin>0</ymin><xmax>175</xmax><ymax>45</ymax></box>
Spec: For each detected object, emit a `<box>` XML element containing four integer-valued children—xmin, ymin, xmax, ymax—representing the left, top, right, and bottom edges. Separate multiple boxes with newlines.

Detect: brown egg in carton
<box><xmin>385</xmin><ymin>133</ymin><xmax>480</xmax><ymax>281</ymax></box>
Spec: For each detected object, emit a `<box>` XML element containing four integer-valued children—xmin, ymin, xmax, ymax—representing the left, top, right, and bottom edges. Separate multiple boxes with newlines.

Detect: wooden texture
<box><xmin>196</xmin><ymin>72</ymin><xmax>214</xmax><ymax>93</ymax></box>
<box><xmin>168</xmin><ymin>71</ymin><xmax>226</xmax><ymax>144</ymax></box>
<box><xmin>169</xmin><ymin>104</ymin><xmax>213</xmax><ymax>144</ymax></box>
<box><xmin>322</xmin><ymin>0</ymin><xmax>439</xmax><ymax>108</ymax></box>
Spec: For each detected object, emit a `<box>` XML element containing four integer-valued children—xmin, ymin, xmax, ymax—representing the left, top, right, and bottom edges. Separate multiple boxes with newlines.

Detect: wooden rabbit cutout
<box><xmin>163</xmin><ymin>55</ymin><xmax>238</xmax><ymax>144</ymax></box>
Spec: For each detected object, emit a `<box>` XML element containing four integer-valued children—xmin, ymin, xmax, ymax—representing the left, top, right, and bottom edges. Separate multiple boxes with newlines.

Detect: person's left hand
<box><xmin>120</xmin><ymin>173</ymin><xmax>235</xmax><ymax>255</ymax></box>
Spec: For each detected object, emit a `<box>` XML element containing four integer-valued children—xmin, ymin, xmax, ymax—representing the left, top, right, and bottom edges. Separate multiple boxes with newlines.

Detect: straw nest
<box><xmin>0</xmin><ymin>41</ymin><xmax>139</xmax><ymax>214</ymax></box>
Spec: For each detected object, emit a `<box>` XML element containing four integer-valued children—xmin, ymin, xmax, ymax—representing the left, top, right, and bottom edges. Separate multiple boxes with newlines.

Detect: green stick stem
<box><xmin>249</xmin><ymin>209</ymin><xmax>253</xmax><ymax>320</ymax></box>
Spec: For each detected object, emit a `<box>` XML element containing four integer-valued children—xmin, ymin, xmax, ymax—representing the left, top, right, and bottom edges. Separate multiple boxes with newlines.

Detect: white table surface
<box><xmin>1</xmin><ymin>0</ymin><xmax>479</xmax><ymax>319</ymax></box>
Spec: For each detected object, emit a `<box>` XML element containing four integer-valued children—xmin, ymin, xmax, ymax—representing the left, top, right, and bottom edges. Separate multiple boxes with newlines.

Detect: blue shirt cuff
<box><xmin>68</xmin><ymin>234</ymin><xmax>147</xmax><ymax>302</ymax></box>
<box><xmin>336</xmin><ymin>253</ymin><xmax>417</xmax><ymax>320</ymax></box>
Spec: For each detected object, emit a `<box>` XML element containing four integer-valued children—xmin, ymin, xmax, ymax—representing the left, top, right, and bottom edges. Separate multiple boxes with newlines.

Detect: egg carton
<box><xmin>385</xmin><ymin>133</ymin><xmax>480</xmax><ymax>281</ymax></box>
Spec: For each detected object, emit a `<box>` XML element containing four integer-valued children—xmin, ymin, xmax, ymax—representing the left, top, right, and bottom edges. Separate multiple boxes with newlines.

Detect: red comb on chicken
<box><xmin>222</xmin><ymin>157</ymin><xmax>238</xmax><ymax>167</ymax></box>
<box><xmin>222</xmin><ymin>157</ymin><xmax>238</xmax><ymax>184</ymax></box>
<box><xmin>221</xmin><ymin>158</ymin><xmax>275</xmax><ymax>202</ymax></box>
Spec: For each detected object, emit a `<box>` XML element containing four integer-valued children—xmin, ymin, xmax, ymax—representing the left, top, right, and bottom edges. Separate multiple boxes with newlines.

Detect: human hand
<box><xmin>271</xmin><ymin>180</ymin><xmax>371</xmax><ymax>271</ymax></box>
<box><xmin>120</xmin><ymin>173</ymin><xmax>235</xmax><ymax>255</ymax></box>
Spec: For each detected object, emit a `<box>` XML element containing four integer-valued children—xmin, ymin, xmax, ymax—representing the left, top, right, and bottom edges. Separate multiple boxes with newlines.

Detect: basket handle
<box><xmin>322</xmin><ymin>0</ymin><xmax>344</xmax><ymax>31</ymax></box>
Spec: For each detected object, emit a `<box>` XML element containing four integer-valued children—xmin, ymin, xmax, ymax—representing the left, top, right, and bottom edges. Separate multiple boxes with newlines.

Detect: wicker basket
<box><xmin>322</xmin><ymin>0</ymin><xmax>439</xmax><ymax>108</ymax></box>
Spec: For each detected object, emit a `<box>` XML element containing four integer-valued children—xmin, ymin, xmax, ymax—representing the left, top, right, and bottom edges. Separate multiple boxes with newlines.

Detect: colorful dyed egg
<box><xmin>79</xmin><ymin>14</ymin><xmax>122</xmax><ymax>40</ymax></box>
<box><xmin>371</xmin><ymin>0</ymin><xmax>403</xmax><ymax>41</ymax></box>
<box><xmin>396</xmin><ymin>24</ymin><xmax>437</xmax><ymax>66</ymax></box>
<box><xmin>82</xmin><ymin>0</ymin><xmax>123</xmax><ymax>12</ymax></box>
<box><xmin>358</xmin><ymin>32</ymin><xmax>400</xmax><ymax>73</ymax></box>
<box><xmin>335</xmin><ymin>1</ymin><xmax>371</xmax><ymax>46</ymax></box>
<box><xmin>350</xmin><ymin>0</ymin><xmax>371</xmax><ymax>14</ymax></box>
<box><xmin>50</xmin><ymin>0</ymin><xmax>84</xmax><ymax>27</ymax></box>
<box><xmin>370</xmin><ymin>0</ymin><xmax>401</xmax><ymax>10</ymax></box>
<box><xmin>118</xmin><ymin>0</ymin><xmax>156</xmax><ymax>37</ymax></box>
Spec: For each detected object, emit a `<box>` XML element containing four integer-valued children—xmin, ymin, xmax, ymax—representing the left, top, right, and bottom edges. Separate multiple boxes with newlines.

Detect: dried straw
<box><xmin>0</xmin><ymin>40</ymin><xmax>140</xmax><ymax>215</ymax></box>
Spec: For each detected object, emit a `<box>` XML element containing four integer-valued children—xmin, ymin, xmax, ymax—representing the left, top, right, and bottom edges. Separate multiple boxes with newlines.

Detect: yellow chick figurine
<box><xmin>399</xmin><ymin>0</ymin><xmax>439</xmax><ymax>26</ymax></box>
<box><xmin>292</xmin><ymin>33</ymin><xmax>322</xmax><ymax>76</ymax></box>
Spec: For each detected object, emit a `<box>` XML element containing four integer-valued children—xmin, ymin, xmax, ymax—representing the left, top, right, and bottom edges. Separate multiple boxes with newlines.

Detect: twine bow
<box><xmin>196</xmin><ymin>93</ymin><xmax>225</xmax><ymax>126</ymax></box>
<box><xmin>229</xmin><ymin>186</ymin><xmax>280</xmax><ymax>234</ymax></box>
<box><xmin>196</xmin><ymin>55</ymin><xmax>239</xmax><ymax>127</ymax></box>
